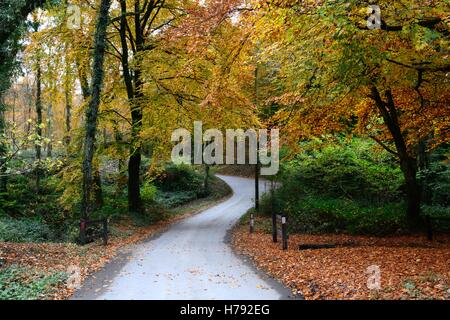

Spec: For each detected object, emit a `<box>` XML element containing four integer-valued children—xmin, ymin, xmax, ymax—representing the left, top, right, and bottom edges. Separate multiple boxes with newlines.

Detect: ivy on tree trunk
<box><xmin>81</xmin><ymin>0</ymin><xmax>112</xmax><ymax>220</ymax></box>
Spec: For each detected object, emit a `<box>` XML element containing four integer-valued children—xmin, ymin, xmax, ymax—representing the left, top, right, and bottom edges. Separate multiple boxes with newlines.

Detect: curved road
<box><xmin>73</xmin><ymin>175</ymin><xmax>291</xmax><ymax>300</ymax></box>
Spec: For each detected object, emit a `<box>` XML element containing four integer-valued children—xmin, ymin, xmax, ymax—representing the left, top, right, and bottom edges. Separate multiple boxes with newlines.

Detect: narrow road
<box><xmin>73</xmin><ymin>175</ymin><xmax>291</xmax><ymax>300</ymax></box>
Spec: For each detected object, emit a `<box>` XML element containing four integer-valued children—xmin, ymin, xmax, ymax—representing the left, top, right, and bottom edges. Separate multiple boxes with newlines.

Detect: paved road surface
<box><xmin>73</xmin><ymin>175</ymin><xmax>291</xmax><ymax>300</ymax></box>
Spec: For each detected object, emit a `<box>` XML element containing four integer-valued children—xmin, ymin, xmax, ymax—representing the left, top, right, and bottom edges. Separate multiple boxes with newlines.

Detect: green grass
<box><xmin>0</xmin><ymin>265</ymin><xmax>67</xmax><ymax>300</ymax></box>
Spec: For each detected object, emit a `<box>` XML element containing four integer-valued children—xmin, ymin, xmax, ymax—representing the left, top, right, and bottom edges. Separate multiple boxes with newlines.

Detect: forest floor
<box><xmin>0</xmin><ymin>177</ymin><xmax>232</xmax><ymax>300</ymax></box>
<box><xmin>232</xmin><ymin>219</ymin><xmax>450</xmax><ymax>300</ymax></box>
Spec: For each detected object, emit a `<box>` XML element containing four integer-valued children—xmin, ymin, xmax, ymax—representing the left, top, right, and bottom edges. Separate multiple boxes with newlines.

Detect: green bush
<box><xmin>420</xmin><ymin>146</ymin><xmax>450</xmax><ymax>207</ymax></box>
<box><xmin>155</xmin><ymin>191</ymin><xmax>198</xmax><ymax>208</ymax></box>
<box><xmin>261</xmin><ymin>193</ymin><xmax>407</xmax><ymax>235</ymax></box>
<box><xmin>262</xmin><ymin>138</ymin><xmax>410</xmax><ymax>235</ymax></box>
<box><xmin>1</xmin><ymin>174</ymin><xmax>63</xmax><ymax>224</ymax></box>
<box><xmin>0</xmin><ymin>265</ymin><xmax>67</xmax><ymax>300</ymax></box>
<box><xmin>0</xmin><ymin>217</ymin><xmax>53</xmax><ymax>242</ymax></box>
<box><xmin>141</xmin><ymin>182</ymin><xmax>157</xmax><ymax>203</ymax></box>
<box><xmin>154</xmin><ymin>163</ymin><xmax>204</xmax><ymax>194</ymax></box>
<box><xmin>281</xmin><ymin>139</ymin><xmax>403</xmax><ymax>203</ymax></box>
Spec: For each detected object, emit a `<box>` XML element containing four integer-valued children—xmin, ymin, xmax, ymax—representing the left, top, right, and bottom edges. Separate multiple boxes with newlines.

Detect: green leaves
<box><xmin>0</xmin><ymin>264</ymin><xmax>67</xmax><ymax>300</ymax></box>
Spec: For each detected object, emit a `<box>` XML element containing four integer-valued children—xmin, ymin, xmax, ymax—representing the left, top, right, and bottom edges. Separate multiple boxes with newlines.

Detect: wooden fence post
<box><xmin>79</xmin><ymin>219</ymin><xmax>86</xmax><ymax>245</ymax></box>
<box><xmin>281</xmin><ymin>215</ymin><xmax>288</xmax><ymax>250</ymax></box>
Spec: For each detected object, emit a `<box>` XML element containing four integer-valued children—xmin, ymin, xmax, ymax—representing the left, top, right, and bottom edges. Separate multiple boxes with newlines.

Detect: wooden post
<box><xmin>79</xmin><ymin>219</ymin><xmax>86</xmax><ymax>245</ymax></box>
<box><xmin>281</xmin><ymin>215</ymin><xmax>288</xmax><ymax>250</ymax></box>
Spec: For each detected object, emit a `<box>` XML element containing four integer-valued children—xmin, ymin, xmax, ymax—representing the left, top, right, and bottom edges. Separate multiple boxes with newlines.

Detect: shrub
<box><xmin>0</xmin><ymin>265</ymin><xmax>67</xmax><ymax>300</ymax></box>
<box><xmin>154</xmin><ymin>163</ymin><xmax>204</xmax><ymax>194</ymax></box>
<box><xmin>260</xmin><ymin>193</ymin><xmax>407</xmax><ymax>235</ymax></box>
<box><xmin>141</xmin><ymin>182</ymin><xmax>157</xmax><ymax>203</ymax></box>
<box><xmin>420</xmin><ymin>146</ymin><xmax>450</xmax><ymax>207</ymax></box>
<box><xmin>281</xmin><ymin>139</ymin><xmax>403</xmax><ymax>203</ymax></box>
<box><xmin>155</xmin><ymin>191</ymin><xmax>198</xmax><ymax>208</ymax></box>
<box><xmin>263</xmin><ymin>138</ymin><xmax>409</xmax><ymax>235</ymax></box>
<box><xmin>0</xmin><ymin>217</ymin><xmax>52</xmax><ymax>242</ymax></box>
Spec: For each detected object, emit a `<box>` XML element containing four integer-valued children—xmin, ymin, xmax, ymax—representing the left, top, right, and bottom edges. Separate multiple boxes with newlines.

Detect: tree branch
<box><xmin>369</xmin><ymin>135</ymin><xmax>399</xmax><ymax>157</ymax></box>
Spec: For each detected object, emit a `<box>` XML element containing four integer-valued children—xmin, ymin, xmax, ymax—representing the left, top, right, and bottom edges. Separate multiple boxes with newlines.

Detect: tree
<box><xmin>31</xmin><ymin>17</ymin><xmax>44</xmax><ymax>192</ymax></box>
<box><xmin>0</xmin><ymin>0</ymin><xmax>48</xmax><ymax>193</ymax></box>
<box><xmin>112</xmin><ymin>0</ymin><xmax>190</xmax><ymax>212</ymax></box>
<box><xmin>257</xmin><ymin>0</ymin><xmax>449</xmax><ymax>227</ymax></box>
<box><xmin>81</xmin><ymin>0</ymin><xmax>112</xmax><ymax>221</ymax></box>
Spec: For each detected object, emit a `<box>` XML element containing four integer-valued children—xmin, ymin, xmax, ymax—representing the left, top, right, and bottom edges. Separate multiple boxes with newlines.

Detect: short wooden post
<box><xmin>250</xmin><ymin>213</ymin><xmax>255</xmax><ymax>233</ymax></box>
<box><xmin>79</xmin><ymin>219</ymin><xmax>87</xmax><ymax>245</ymax></box>
<box><xmin>281</xmin><ymin>215</ymin><xmax>288</xmax><ymax>250</ymax></box>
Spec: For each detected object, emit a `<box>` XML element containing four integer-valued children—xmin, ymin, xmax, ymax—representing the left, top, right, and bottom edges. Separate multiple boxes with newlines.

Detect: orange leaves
<box><xmin>232</xmin><ymin>225</ymin><xmax>450</xmax><ymax>300</ymax></box>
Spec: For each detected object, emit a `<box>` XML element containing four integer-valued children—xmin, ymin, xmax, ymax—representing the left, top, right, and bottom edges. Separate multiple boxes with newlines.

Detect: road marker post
<box><xmin>276</xmin><ymin>214</ymin><xmax>288</xmax><ymax>250</ymax></box>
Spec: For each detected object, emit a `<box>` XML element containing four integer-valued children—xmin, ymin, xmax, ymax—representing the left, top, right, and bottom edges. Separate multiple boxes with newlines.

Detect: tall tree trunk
<box><xmin>204</xmin><ymin>165</ymin><xmax>210</xmax><ymax>195</ymax></box>
<box><xmin>371</xmin><ymin>86</ymin><xmax>422</xmax><ymax>229</ymax></box>
<box><xmin>35</xmin><ymin>55</ymin><xmax>42</xmax><ymax>193</ymax></box>
<box><xmin>0</xmin><ymin>96</ymin><xmax>7</xmax><ymax>193</ymax></box>
<box><xmin>401</xmin><ymin>156</ymin><xmax>421</xmax><ymax>226</ymax></box>
<box><xmin>46</xmin><ymin>102</ymin><xmax>52</xmax><ymax>158</ymax></box>
<box><xmin>113</xmin><ymin>122</ymin><xmax>127</xmax><ymax>196</ymax></box>
<box><xmin>64</xmin><ymin>60</ymin><xmax>72</xmax><ymax>147</ymax></box>
<box><xmin>80</xmin><ymin>0</ymin><xmax>111</xmax><ymax>220</ymax></box>
<box><xmin>11</xmin><ymin>92</ymin><xmax>16</xmax><ymax>148</ymax></box>
<box><xmin>119</xmin><ymin>0</ymin><xmax>143</xmax><ymax>213</ymax></box>
<box><xmin>128</xmin><ymin>94</ymin><xmax>143</xmax><ymax>213</ymax></box>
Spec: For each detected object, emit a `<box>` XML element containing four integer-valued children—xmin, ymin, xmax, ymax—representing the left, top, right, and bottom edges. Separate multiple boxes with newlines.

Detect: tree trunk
<box><xmin>119</xmin><ymin>0</ymin><xmax>143</xmax><ymax>213</ymax></box>
<box><xmin>128</xmin><ymin>148</ymin><xmax>142</xmax><ymax>212</ymax></box>
<box><xmin>370</xmin><ymin>86</ymin><xmax>422</xmax><ymax>229</ymax></box>
<box><xmin>35</xmin><ymin>55</ymin><xmax>42</xmax><ymax>193</ymax></box>
<box><xmin>46</xmin><ymin>102</ymin><xmax>52</xmax><ymax>158</ymax></box>
<box><xmin>128</xmin><ymin>63</ymin><xmax>143</xmax><ymax>213</ymax></box>
<box><xmin>204</xmin><ymin>165</ymin><xmax>210</xmax><ymax>195</ymax></box>
<box><xmin>64</xmin><ymin>61</ymin><xmax>72</xmax><ymax>147</ymax></box>
<box><xmin>80</xmin><ymin>0</ymin><xmax>111</xmax><ymax>220</ymax></box>
<box><xmin>400</xmin><ymin>156</ymin><xmax>422</xmax><ymax>228</ymax></box>
<box><xmin>0</xmin><ymin>96</ymin><xmax>7</xmax><ymax>193</ymax></box>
